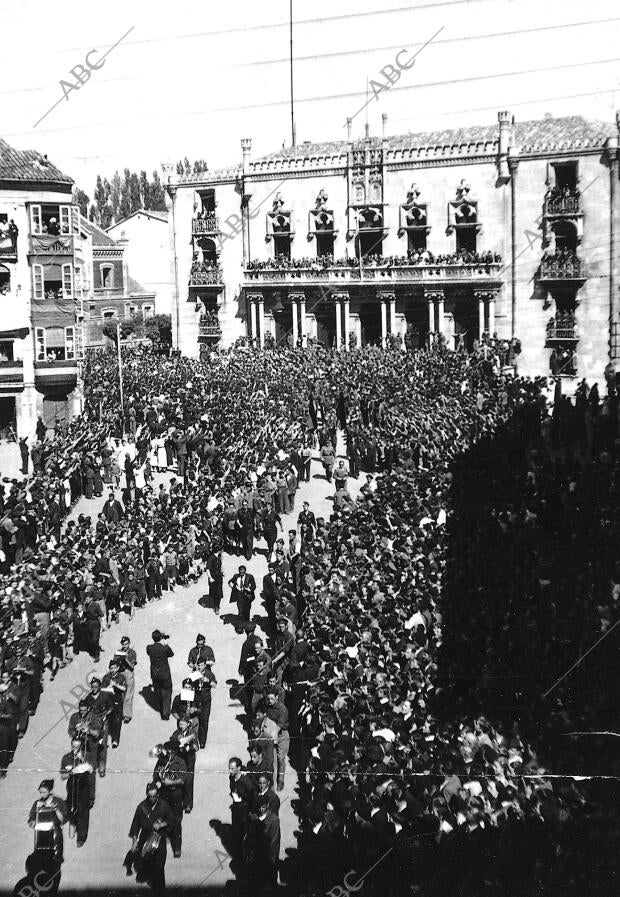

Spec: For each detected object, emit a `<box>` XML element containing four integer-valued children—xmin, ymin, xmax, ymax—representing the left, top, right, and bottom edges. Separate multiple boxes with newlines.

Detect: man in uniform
<box><xmin>193</xmin><ymin>657</ymin><xmax>216</xmax><ymax>749</ymax></box>
<box><xmin>152</xmin><ymin>743</ymin><xmax>187</xmax><ymax>858</ymax></box>
<box><xmin>187</xmin><ymin>633</ymin><xmax>214</xmax><ymax>671</ymax></box>
<box><xmin>146</xmin><ymin>630</ymin><xmax>174</xmax><ymax>721</ymax></box>
<box><xmin>236</xmin><ymin>498</ymin><xmax>255</xmax><ymax>562</ymax></box>
<box><xmin>60</xmin><ymin>737</ymin><xmax>93</xmax><ymax>846</ymax></box>
<box><xmin>68</xmin><ymin>698</ymin><xmax>100</xmax><ymax>804</ymax></box>
<box><xmin>117</xmin><ymin>635</ymin><xmax>137</xmax><ymax>722</ymax></box>
<box><xmin>83</xmin><ymin>676</ymin><xmax>112</xmax><ymax>778</ymax></box>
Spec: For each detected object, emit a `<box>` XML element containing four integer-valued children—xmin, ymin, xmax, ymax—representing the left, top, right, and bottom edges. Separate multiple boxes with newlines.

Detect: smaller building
<box><xmin>78</xmin><ymin>217</ymin><xmax>156</xmax><ymax>348</ymax></box>
<box><xmin>106</xmin><ymin>209</ymin><xmax>170</xmax><ymax>314</ymax></box>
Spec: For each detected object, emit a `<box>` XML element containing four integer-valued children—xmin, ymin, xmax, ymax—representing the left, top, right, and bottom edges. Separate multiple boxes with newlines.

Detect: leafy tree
<box><xmin>128</xmin><ymin>172</ymin><xmax>142</xmax><ymax>214</ymax></box>
<box><xmin>72</xmin><ymin>187</ymin><xmax>90</xmax><ymax>217</ymax></box>
<box><xmin>145</xmin><ymin>313</ymin><xmax>172</xmax><ymax>345</ymax></box>
<box><xmin>148</xmin><ymin>171</ymin><xmax>167</xmax><ymax>211</ymax></box>
<box><xmin>110</xmin><ymin>171</ymin><xmax>122</xmax><ymax>221</ymax></box>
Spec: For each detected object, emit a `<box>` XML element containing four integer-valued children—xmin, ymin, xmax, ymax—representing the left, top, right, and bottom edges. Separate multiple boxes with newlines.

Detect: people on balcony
<box><xmin>190</xmin><ymin>260</ymin><xmax>222</xmax><ymax>282</ymax></box>
<box><xmin>545</xmin><ymin>184</ymin><xmax>580</xmax><ymax>202</ymax></box>
<box><xmin>547</xmin><ymin>310</ymin><xmax>577</xmax><ymax>339</ymax></box>
<box><xmin>541</xmin><ymin>248</ymin><xmax>582</xmax><ymax>278</ymax></box>
<box><xmin>247</xmin><ymin>249</ymin><xmax>501</xmax><ymax>272</ymax></box>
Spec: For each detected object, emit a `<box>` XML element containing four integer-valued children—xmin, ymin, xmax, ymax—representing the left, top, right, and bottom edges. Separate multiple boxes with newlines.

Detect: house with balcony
<box><xmin>0</xmin><ymin>137</ymin><xmax>83</xmax><ymax>436</ymax></box>
<box><xmin>164</xmin><ymin>111</ymin><xmax>620</xmax><ymax>382</ymax></box>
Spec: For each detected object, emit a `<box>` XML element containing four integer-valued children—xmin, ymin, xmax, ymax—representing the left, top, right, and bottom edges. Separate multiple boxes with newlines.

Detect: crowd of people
<box><xmin>2</xmin><ymin>341</ymin><xmax>620</xmax><ymax>895</ymax></box>
<box><xmin>246</xmin><ymin>249</ymin><xmax>502</xmax><ymax>274</ymax></box>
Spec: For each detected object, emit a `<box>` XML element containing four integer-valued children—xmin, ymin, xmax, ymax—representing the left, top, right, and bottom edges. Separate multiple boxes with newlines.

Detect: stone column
<box><xmin>257</xmin><ymin>297</ymin><xmax>265</xmax><ymax>348</ymax></box>
<box><xmin>335</xmin><ymin>299</ymin><xmax>342</xmax><ymax>349</ymax></box>
<box><xmin>291</xmin><ymin>299</ymin><xmax>299</xmax><ymax>348</ymax></box>
<box><xmin>380</xmin><ymin>299</ymin><xmax>387</xmax><ymax>345</ymax></box>
<box><xmin>478</xmin><ymin>294</ymin><xmax>486</xmax><ymax>339</ymax></box>
<box><xmin>299</xmin><ymin>296</ymin><xmax>307</xmax><ymax>346</ymax></box>
<box><xmin>427</xmin><ymin>296</ymin><xmax>435</xmax><ymax>335</ymax></box>
<box><xmin>488</xmin><ymin>293</ymin><xmax>495</xmax><ymax>337</ymax></box>
<box><xmin>343</xmin><ymin>294</ymin><xmax>350</xmax><ymax>350</ymax></box>
<box><xmin>248</xmin><ymin>293</ymin><xmax>261</xmax><ymax>343</ymax></box>
<box><xmin>436</xmin><ymin>293</ymin><xmax>445</xmax><ymax>335</ymax></box>
<box><xmin>389</xmin><ymin>295</ymin><xmax>396</xmax><ymax>336</ymax></box>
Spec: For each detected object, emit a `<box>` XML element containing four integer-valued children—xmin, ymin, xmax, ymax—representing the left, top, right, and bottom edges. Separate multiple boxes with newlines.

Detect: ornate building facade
<box><xmin>0</xmin><ymin>139</ymin><xmax>83</xmax><ymax>437</ymax></box>
<box><xmin>164</xmin><ymin>112</ymin><xmax>620</xmax><ymax>382</ymax></box>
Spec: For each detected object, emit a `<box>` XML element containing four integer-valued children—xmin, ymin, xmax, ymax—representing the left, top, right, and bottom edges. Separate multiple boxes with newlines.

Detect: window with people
<box><xmin>35</xmin><ymin>325</ymin><xmax>76</xmax><ymax>362</ymax></box>
<box><xmin>29</xmin><ymin>203</ymin><xmax>76</xmax><ymax>236</ymax></box>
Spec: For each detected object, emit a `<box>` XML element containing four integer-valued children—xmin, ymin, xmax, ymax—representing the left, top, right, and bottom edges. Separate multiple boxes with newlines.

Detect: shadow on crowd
<box><xmin>431</xmin><ymin>393</ymin><xmax>620</xmax><ymax>895</ymax></box>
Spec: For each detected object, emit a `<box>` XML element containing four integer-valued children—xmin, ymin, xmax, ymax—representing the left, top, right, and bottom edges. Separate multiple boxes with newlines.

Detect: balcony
<box><xmin>0</xmin><ymin>244</ymin><xmax>17</xmax><ymax>262</ymax></box>
<box><xmin>539</xmin><ymin>254</ymin><xmax>585</xmax><ymax>283</ymax></box>
<box><xmin>189</xmin><ymin>265</ymin><xmax>224</xmax><ymax>288</ymax></box>
<box><xmin>546</xmin><ymin>316</ymin><xmax>578</xmax><ymax>345</ymax></box>
<box><xmin>244</xmin><ymin>257</ymin><xmax>503</xmax><ymax>288</ymax></box>
<box><xmin>192</xmin><ymin>216</ymin><xmax>220</xmax><ymax>235</ymax></box>
<box><xmin>543</xmin><ymin>191</ymin><xmax>582</xmax><ymax>218</ymax></box>
<box><xmin>29</xmin><ymin>233</ymin><xmax>75</xmax><ymax>257</ymax></box>
<box><xmin>34</xmin><ymin>359</ymin><xmax>78</xmax><ymax>392</ymax></box>
<box><xmin>0</xmin><ymin>359</ymin><xmax>24</xmax><ymax>391</ymax></box>
<box><xmin>198</xmin><ymin>317</ymin><xmax>222</xmax><ymax>342</ymax></box>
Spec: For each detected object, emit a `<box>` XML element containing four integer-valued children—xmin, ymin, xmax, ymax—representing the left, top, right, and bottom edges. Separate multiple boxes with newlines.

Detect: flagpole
<box><xmin>290</xmin><ymin>0</ymin><xmax>296</xmax><ymax>148</ymax></box>
<box><xmin>116</xmin><ymin>320</ymin><xmax>125</xmax><ymax>436</ymax></box>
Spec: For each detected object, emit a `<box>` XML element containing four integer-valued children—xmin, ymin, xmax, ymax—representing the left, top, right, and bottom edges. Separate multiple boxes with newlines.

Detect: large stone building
<box><xmin>0</xmin><ymin>139</ymin><xmax>83</xmax><ymax>437</ymax></box>
<box><xmin>164</xmin><ymin>112</ymin><xmax>620</xmax><ymax>383</ymax></box>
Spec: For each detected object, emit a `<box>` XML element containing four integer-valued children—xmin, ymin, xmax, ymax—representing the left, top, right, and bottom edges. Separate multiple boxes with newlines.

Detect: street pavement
<box><xmin>0</xmin><ymin>440</ymin><xmax>362</xmax><ymax>894</ymax></box>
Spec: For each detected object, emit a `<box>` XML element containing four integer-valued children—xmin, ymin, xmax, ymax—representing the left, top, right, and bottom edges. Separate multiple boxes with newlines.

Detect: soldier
<box><xmin>68</xmin><ymin>698</ymin><xmax>100</xmax><ymax>805</ymax></box>
<box><xmin>116</xmin><ymin>635</ymin><xmax>137</xmax><ymax>723</ymax></box>
<box><xmin>193</xmin><ymin>657</ymin><xmax>216</xmax><ymax>749</ymax></box>
<box><xmin>60</xmin><ymin>737</ymin><xmax>93</xmax><ymax>846</ymax></box>
<box><xmin>152</xmin><ymin>743</ymin><xmax>187</xmax><ymax>859</ymax></box>
<box><xmin>169</xmin><ymin>716</ymin><xmax>199</xmax><ymax>814</ymax></box>
<box><xmin>186</xmin><ymin>633</ymin><xmax>214</xmax><ymax>671</ymax></box>
<box><xmin>83</xmin><ymin>676</ymin><xmax>112</xmax><ymax>777</ymax></box>
<box><xmin>101</xmin><ymin>658</ymin><xmax>128</xmax><ymax>749</ymax></box>
<box><xmin>27</xmin><ymin>780</ymin><xmax>67</xmax><ymax>863</ymax></box>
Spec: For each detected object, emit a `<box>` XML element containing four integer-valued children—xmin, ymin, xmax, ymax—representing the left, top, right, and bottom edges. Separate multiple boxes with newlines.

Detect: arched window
<box><xmin>0</xmin><ymin>263</ymin><xmax>10</xmax><ymax>295</ymax></box>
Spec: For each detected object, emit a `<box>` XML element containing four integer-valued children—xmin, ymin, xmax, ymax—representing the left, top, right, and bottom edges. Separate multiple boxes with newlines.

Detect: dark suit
<box><xmin>261</xmin><ymin>573</ymin><xmax>280</xmax><ymax>634</ymax></box>
<box><xmin>146</xmin><ymin>641</ymin><xmax>174</xmax><ymax>719</ymax></box>
<box><xmin>229</xmin><ymin>573</ymin><xmax>256</xmax><ymax>624</ymax></box>
<box><xmin>236</xmin><ymin>507</ymin><xmax>255</xmax><ymax>561</ymax></box>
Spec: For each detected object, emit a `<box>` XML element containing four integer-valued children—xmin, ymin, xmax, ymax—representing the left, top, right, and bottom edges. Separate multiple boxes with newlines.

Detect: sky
<box><xmin>1</xmin><ymin>0</ymin><xmax>619</xmax><ymax>195</ymax></box>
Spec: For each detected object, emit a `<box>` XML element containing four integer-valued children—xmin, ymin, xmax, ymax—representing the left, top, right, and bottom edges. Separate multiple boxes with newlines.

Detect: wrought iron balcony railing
<box><xmin>244</xmin><ymin>260</ymin><xmax>503</xmax><ymax>285</ymax></box>
<box><xmin>543</xmin><ymin>194</ymin><xmax>582</xmax><ymax>217</ymax></box>
<box><xmin>192</xmin><ymin>216</ymin><xmax>220</xmax><ymax>235</ymax></box>
<box><xmin>189</xmin><ymin>267</ymin><xmax>224</xmax><ymax>286</ymax></box>
<box><xmin>546</xmin><ymin>319</ymin><xmax>579</xmax><ymax>342</ymax></box>
<box><xmin>539</xmin><ymin>256</ymin><xmax>585</xmax><ymax>280</ymax></box>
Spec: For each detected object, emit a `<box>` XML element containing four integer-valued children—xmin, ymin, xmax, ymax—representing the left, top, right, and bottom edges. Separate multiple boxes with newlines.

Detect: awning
<box><xmin>0</xmin><ymin>327</ymin><xmax>29</xmax><ymax>340</ymax></box>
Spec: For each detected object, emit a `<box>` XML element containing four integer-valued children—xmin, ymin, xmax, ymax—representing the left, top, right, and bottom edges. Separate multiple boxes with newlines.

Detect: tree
<box><xmin>128</xmin><ymin>172</ymin><xmax>142</xmax><ymax>214</ymax></box>
<box><xmin>93</xmin><ymin>175</ymin><xmax>106</xmax><ymax>224</ymax></box>
<box><xmin>118</xmin><ymin>168</ymin><xmax>132</xmax><ymax>220</ymax></box>
<box><xmin>110</xmin><ymin>171</ymin><xmax>122</xmax><ymax>222</ymax></box>
<box><xmin>145</xmin><ymin>313</ymin><xmax>172</xmax><ymax>346</ymax></box>
<box><xmin>139</xmin><ymin>170</ymin><xmax>150</xmax><ymax>209</ymax></box>
<box><xmin>73</xmin><ymin>187</ymin><xmax>90</xmax><ymax>217</ymax></box>
<box><xmin>148</xmin><ymin>171</ymin><xmax>167</xmax><ymax>211</ymax></box>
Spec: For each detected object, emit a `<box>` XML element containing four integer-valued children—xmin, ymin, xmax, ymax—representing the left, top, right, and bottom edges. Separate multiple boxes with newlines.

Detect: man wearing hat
<box><xmin>147</xmin><ymin>631</ymin><xmax>174</xmax><ymax>721</ymax></box>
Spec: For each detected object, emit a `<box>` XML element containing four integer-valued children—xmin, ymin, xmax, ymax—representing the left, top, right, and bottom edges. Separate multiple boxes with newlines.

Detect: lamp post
<box><xmin>116</xmin><ymin>320</ymin><xmax>125</xmax><ymax>436</ymax></box>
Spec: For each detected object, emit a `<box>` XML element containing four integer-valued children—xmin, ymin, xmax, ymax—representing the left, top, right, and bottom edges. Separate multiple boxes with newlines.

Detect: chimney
<box><xmin>347</xmin><ymin>118</ymin><xmax>352</xmax><ymax>141</ymax></box>
<box><xmin>241</xmin><ymin>138</ymin><xmax>252</xmax><ymax>174</ymax></box>
<box><xmin>364</xmin><ymin>122</ymin><xmax>370</xmax><ymax>139</ymax></box>
<box><xmin>382</xmin><ymin>112</ymin><xmax>387</xmax><ymax>138</ymax></box>
<box><xmin>497</xmin><ymin>111</ymin><xmax>513</xmax><ymax>183</ymax></box>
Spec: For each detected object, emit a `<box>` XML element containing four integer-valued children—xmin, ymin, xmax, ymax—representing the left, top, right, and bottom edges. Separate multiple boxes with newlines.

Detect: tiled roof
<box><xmin>0</xmin><ymin>138</ymin><xmax>73</xmax><ymax>185</ymax></box>
<box><xmin>108</xmin><ymin>209</ymin><xmax>169</xmax><ymax>229</ymax></box>
<box><xmin>255</xmin><ymin>115</ymin><xmax>611</xmax><ymax>163</ymax></box>
<box><xmin>127</xmin><ymin>274</ymin><xmax>155</xmax><ymax>296</ymax></box>
<box><xmin>80</xmin><ymin>216</ymin><xmax>117</xmax><ymax>247</ymax></box>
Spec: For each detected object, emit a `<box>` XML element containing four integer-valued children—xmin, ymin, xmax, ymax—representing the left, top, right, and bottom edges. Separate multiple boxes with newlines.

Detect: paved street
<box><xmin>0</xmin><ymin>444</ymin><xmax>361</xmax><ymax>894</ymax></box>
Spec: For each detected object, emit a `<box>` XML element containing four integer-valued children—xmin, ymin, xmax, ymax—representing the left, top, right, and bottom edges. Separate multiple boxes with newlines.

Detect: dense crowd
<box><xmin>2</xmin><ymin>342</ymin><xmax>620</xmax><ymax>895</ymax></box>
<box><xmin>246</xmin><ymin>249</ymin><xmax>502</xmax><ymax>272</ymax></box>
